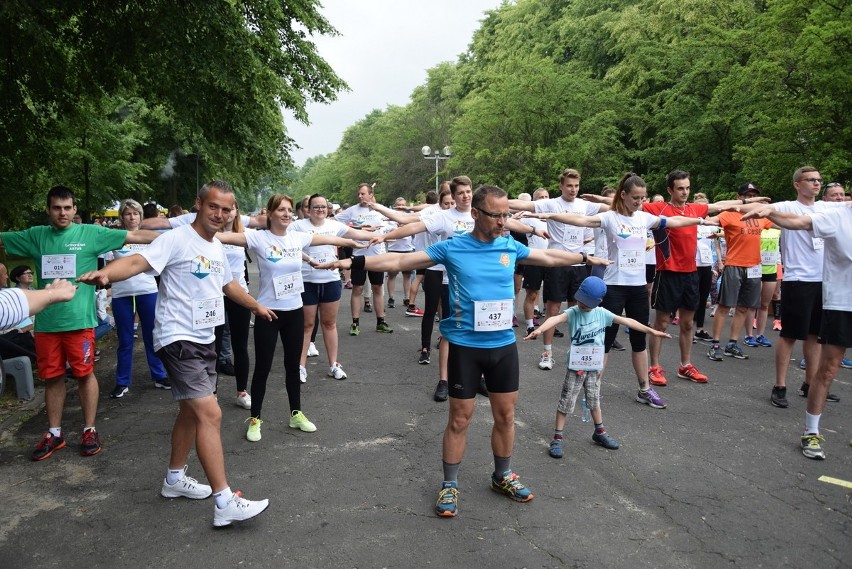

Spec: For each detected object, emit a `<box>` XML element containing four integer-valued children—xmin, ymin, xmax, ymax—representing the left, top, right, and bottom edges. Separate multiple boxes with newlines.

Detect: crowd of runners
<box><xmin>0</xmin><ymin>165</ymin><xmax>848</xmax><ymax>523</ymax></box>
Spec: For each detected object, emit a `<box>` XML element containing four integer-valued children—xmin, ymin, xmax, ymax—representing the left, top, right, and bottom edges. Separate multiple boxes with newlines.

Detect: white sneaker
<box><xmin>161</xmin><ymin>466</ymin><xmax>212</xmax><ymax>500</ymax></box>
<box><xmin>235</xmin><ymin>392</ymin><xmax>252</xmax><ymax>409</ymax></box>
<box><xmin>538</xmin><ymin>352</ymin><xmax>554</xmax><ymax>370</ymax></box>
<box><xmin>213</xmin><ymin>492</ymin><xmax>270</xmax><ymax>527</ymax></box>
<box><xmin>299</xmin><ymin>365</ymin><xmax>307</xmax><ymax>383</ymax></box>
<box><xmin>328</xmin><ymin>362</ymin><xmax>347</xmax><ymax>380</ymax></box>
<box><xmin>307</xmin><ymin>342</ymin><xmax>319</xmax><ymax>357</ymax></box>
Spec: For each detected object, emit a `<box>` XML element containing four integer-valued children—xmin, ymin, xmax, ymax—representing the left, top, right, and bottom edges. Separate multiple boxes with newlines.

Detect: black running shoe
<box><xmin>770</xmin><ymin>386</ymin><xmax>788</xmax><ymax>408</ymax></box>
<box><xmin>434</xmin><ymin>380</ymin><xmax>448</xmax><ymax>402</ymax></box>
<box><xmin>110</xmin><ymin>385</ymin><xmax>129</xmax><ymax>399</ymax></box>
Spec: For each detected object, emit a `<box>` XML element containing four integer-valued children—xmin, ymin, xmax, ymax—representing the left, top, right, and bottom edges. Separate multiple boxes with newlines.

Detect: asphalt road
<box><xmin>0</xmin><ymin>271</ymin><xmax>849</xmax><ymax>569</ymax></box>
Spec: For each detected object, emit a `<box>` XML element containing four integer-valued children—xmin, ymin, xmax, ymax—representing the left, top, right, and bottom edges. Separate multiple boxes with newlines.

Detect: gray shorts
<box><xmin>556</xmin><ymin>369</ymin><xmax>601</xmax><ymax>415</ymax></box>
<box><xmin>156</xmin><ymin>340</ymin><xmax>217</xmax><ymax>401</ymax></box>
<box><xmin>718</xmin><ymin>266</ymin><xmax>761</xmax><ymax>308</ymax></box>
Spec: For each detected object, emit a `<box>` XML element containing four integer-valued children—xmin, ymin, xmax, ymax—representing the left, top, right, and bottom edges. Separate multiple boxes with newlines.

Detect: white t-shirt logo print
<box><xmin>190</xmin><ymin>255</ymin><xmax>213</xmax><ymax>279</ymax></box>
<box><xmin>266</xmin><ymin>245</ymin><xmax>284</xmax><ymax>263</ymax></box>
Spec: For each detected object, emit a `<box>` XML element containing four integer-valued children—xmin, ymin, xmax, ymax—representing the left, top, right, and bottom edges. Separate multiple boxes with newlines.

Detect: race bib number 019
<box><xmin>473</xmin><ymin>299</ymin><xmax>514</xmax><ymax>331</ymax></box>
<box><xmin>42</xmin><ymin>254</ymin><xmax>77</xmax><ymax>279</ymax></box>
<box><xmin>192</xmin><ymin>297</ymin><xmax>225</xmax><ymax>330</ymax></box>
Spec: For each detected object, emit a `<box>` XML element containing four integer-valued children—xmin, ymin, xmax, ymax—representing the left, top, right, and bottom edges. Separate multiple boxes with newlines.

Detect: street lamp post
<box><xmin>421</xmin><ymin>145</ymin><xmax>451</xmax><ymax>192</ymax></box>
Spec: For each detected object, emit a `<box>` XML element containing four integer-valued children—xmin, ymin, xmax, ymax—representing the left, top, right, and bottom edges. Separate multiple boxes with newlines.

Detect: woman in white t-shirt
<box><xmin>107</xmin><ymin>199</ymin><xmax>168</xmax><ymax>398</ymax></box>
<box><xmin>290</xmin><ymin>194</ymin><xmax>376</xmax><ymax>381</ymax></box>
<box><xmin>214</xmin><ymin>207</ymin><xmax>253</xmax><ymax>410</ymax></box>
<box><xmin>524</xmin><ymin>173</ymin><xmax>705</xmax><ymax>410</ymax></box>
<box><xmin>217</xmin><ymin>194</ymin><xmax>362</xmax><ymax>442</ymax></box>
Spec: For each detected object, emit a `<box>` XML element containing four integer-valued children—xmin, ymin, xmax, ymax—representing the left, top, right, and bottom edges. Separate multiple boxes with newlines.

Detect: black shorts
<box><xmin>761</xmin><ymin>272</ymin><xmax>777</xmax><ymax>283</ymax></box>
<box><xmin>543</xmin><ymin>265</ymin><xmax>587</xmax><ymax>304</ymax></box>
<box><xmin>780</xmin><ymin>281</ymin><xmax>822</xmax><ymax>340</ymax></box>
<box><xmin>818</xmin><ymin>310</ymin><xmax>852</xmax><ymax>348</ymax></box>
<box><xmin>351</xmin><ymin>267</ymin><xmax>385</xmax><ymax>286</ymax></box>
<box><xmin>339</xmin><ymin>246</ymin><xmax>353</xmax><ymax>260</ymax></box>
<box><xmin>447</xmin><ymin>342</ymin><xmax>519</xmax><ymax>399</ymax></box>
<box><xmin>415</xmin><ymin>269</ymin><xmax>426</xmax><ymax>276</ymax></box>
<box><xmin>522</xmin><ymin>265</ymin><xmax>545</xmax><ymax>291</ymax></box>
<box><xmin>651</xmin><ymin>271</ymin><xmax>699</xmax><ymax>314</ymax></box>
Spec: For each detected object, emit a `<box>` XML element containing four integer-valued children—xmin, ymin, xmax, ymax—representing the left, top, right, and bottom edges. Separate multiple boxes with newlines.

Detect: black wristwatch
<box><xmin>581</xmin><ymin>251</ymin><xmax>588</xmax><ymax>265</ymax></box>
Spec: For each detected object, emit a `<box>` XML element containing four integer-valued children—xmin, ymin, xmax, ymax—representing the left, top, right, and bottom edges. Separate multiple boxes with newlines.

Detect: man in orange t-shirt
<box><xmin>708</xmin><ymin>206</ymin><xmax>772</xmax><ymax>361</ymax></box>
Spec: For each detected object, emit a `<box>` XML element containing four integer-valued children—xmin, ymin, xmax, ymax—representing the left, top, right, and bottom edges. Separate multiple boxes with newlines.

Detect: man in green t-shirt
<box><xmin>0</xmin><ymin>185</ymin><xmax>160</xmax><ymax>461</ymax></box>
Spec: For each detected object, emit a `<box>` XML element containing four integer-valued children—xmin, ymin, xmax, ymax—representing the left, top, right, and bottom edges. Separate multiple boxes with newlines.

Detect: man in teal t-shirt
<box><xmin>0</xmin><ymin>185</ymin><xmax>159</xmax><ymax>461</ymax></box>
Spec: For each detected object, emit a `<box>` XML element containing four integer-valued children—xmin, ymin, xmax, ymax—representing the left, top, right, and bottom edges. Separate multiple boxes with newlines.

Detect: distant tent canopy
<box><xmin>103</xmin><ymin>200</ymin><xmax>167</xmax><ymax>218</ymax></box>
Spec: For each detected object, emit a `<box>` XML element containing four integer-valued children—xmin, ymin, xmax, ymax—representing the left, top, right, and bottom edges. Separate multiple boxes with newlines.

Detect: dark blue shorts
<box><xmin>301</xmin><ymin>280</ymin><xmax>343</xmax><ymax>305</ymax></box>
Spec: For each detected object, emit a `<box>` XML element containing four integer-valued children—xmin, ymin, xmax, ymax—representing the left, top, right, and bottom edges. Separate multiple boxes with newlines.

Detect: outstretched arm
<box><xmin>507</xmin><ymin>199</ymin><xmax>536</xmax><ymax>212</ymax></box>
<box><xmin>523</xmin><ymin>312</ymin><xmax>568</xmax><ymax>340</ymax></box>
<box><xmin>707</xmin><ymin>196</ymin><xmax>770</xmax><ymax>214</ymax></box>
<box><xmin>520</xmin><ymin>248</ymin><xmax>610</xmax><ymax>267</ymax></box>
<box><xmin>77</xmin><ymin>254</ymin><xmax>153</xmax><ymax>286</ymax></box>
<box><xmin>125</xmin><ymin>229</ymin><xmax>163</xmax><ymax>244</ymax></box>
<box><xmin>660</xmin><ymin>215</ymin><xmax>702</xmax><ymax>229</ymax></box>
<box><xmin>310</xmin><ymin>234</ymin><xmax>366</xmax><ymax>249</ymax></box>
<box><xmin>371</xmin><ymin>221</ymin><xmax>427</xmax><ymax>244</ymax></box>
<box><xmin>741</xmin><ymin>206</ymin><xmax>813</xmax><ymax>230</ymax></box>
<box><xmin>522</xmin><ymin>211</ymin><xmax>601</xmax><ymax>228</ymax></box>
<box><xmin>22</xmin><ymin>280</ymin><xmax>78</xmax><ymax>315</ymax></box>
<box><xmin>614</xmin><ymin>315</ymin><xmax>671</xmax><ymax>338</ymax></box>
<box><xmin>368</xmin><ymin>202</ymin><xmax>421</xmax><ymax>224</ymax></box>
<box><xmin>216</xmin><ymin>232</ymin><xmax>249</xmax><ymax>247</ymax></box>
<box><xmin>140</xmin><ymin>217</ymin><xmax>171</xmax><ymax>230</ymax></box>
<box><xmin>318</xmin><ymin>251</ymin><xmax>435</xmax><ymax>273</ymax></box>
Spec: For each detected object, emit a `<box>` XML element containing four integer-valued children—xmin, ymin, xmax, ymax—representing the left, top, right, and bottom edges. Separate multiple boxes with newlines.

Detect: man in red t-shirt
<box><xmin>586</xmin><ymin>170</ymin><xmax>767</xmax><ymax>386</ymax></box>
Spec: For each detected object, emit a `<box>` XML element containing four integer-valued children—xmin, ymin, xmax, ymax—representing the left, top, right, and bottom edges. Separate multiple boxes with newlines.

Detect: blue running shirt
<box><xmin>425</xmin><ymin>233</ymin><xmax>530</xmax><ymax>348</ymax></box>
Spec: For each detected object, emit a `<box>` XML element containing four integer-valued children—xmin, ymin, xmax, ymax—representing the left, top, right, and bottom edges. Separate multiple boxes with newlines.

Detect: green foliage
<box><xmin>298</xmin><ymin>0</ymin><xmax>848</xmax><ymax>206</ymax></box>
<box><xmin>0</xmin><ymin>0</ymin><xmax>344</xmax><ymax>229</ymax></box>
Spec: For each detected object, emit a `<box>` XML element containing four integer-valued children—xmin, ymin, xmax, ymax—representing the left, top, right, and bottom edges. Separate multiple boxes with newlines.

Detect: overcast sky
<box><xmin>284</xmin><ymin>0</ymin><xmax>503</xmax><ymax>167</ymax></box>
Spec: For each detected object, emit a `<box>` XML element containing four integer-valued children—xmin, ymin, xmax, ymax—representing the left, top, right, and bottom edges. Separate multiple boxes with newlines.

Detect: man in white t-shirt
<box><xmin>78</xmin><ymin>181</ymin><xmax>275</xmax><ymax>527</ymax></box>
<box><xmin>753</xmin><ymin>167</ymin><xmax>845</xmax><ymax>408</ymax></box>
<box><xmin>335</xmin><ymin>183</ymin><xmax>394</xmax><ymax>335</ymax></box>
<box><xmin>508</xmin><ymin>168</ymin><xmax>605</xmax><ymax>371</ymax></box>
<box><xmin>744</xmin><ymin>201</ymin><xmax>851</xmax><ymax>460</ymax></box>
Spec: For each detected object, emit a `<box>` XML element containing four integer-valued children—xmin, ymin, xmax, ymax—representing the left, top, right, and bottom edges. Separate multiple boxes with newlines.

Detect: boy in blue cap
<box><xmin>525</xmin><ymin>276</ymin><xmax>670</xmax><ymax>457</ymax></box>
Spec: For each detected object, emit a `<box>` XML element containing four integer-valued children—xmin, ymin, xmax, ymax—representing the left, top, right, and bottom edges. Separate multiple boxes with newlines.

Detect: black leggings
<box><xmin>215</xmin><ymin>297</ymin><xmax>252</xmax><ymax>392</ymax></box>
<box><xmin>693</xmin><ymin>266</ymin><xmax>713</xmax><ymax>328</ymax></box>
<box><xmin>250</xmin><ymin>307</ymin><xmax>304</xmax><ymax>418</ymax></box>
<box><xmin>602</xmin><ymin>284</ymin><xmax>650</xmax><ymax>352</ymax></box>
<box><xmin>421</xmin><ymin>270</ymin><xmax>446</xmax><ymax>349</ymax></box>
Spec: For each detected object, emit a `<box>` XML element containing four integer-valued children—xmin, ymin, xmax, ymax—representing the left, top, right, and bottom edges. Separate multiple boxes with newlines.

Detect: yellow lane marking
<box><xmin>818</xmin><ymin>476</ymin><xmax>852</xmax><ymax>489</ymax></box>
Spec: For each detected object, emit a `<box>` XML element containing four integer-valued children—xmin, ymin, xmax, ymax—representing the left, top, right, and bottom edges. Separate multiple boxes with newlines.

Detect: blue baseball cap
<box><xmin>574</xmin><ymin>276</ymin><xmax>607</xmax><ymax>308</ymax></box>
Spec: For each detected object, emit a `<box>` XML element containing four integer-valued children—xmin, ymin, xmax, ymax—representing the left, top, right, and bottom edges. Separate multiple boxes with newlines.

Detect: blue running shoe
<box><xmin>491</xmin><ymin>470</ymin><xmax>534</xmax><ymax>502</ymax></box>
<box><xmin>549</xmin><ymin>438</ymin><xmax>563</xmax><ymax>458</ymax></box>
<box><xmin>799</xmin><ymin>359</ymin><xmax>806</xmax><ymax>370</ymax></box>
<box><xmin>755</xmin><ymin>335</ymin><xmax>773</xmax><ymax>347</ymax></box>
<box><xmin>841</xmin><ymin>358</ymin><xmax>852</xmax><ymax>369</ymax></box>
<box><xmin>743</xmin><ymin>335</ymin><xmax>758</xmax><ymax>347</ymax></box>
<box><xmin>435</xmin><ymin>481</ymin><xmax>459</xmax><ymax>517</ymax></box>
<box><xmin>724</xmin><ymin>341</ymin><xmax>748</xmax><ymax>360</ymax></box>
<box><xmin>592</xmin><ymin>431</ymin><xmax>620</xmax><ymax>449</ymax></box>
